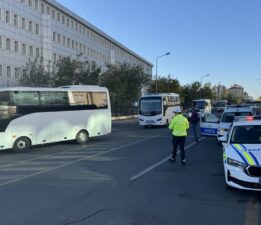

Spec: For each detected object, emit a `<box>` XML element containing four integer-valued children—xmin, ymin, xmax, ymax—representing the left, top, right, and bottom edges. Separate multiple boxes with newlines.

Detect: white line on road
<box><xmin>0</xmin><ymin>134</ymin><xmax>165</xmax><ymax>187</ymax></box>
<box><xmin>130</xmin><ymin>137</ymin><xmax>206</xmax><ymax>182</ymax></box>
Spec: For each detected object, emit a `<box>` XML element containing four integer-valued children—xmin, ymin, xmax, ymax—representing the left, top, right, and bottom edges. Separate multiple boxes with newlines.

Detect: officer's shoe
<box><xmin>181</xmin><ymin>160</ymin><xmax>186</xmax><ymax>166</ymax></box>
<box><xmin>169</xmin><ymin>157</ymin><xmax>176</xmax><ymax>163</ymax></box>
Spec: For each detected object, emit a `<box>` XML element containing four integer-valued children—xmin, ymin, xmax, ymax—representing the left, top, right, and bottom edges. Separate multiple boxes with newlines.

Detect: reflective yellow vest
<box><xmin>168</xmin><ymin>114</ymin><xmax>189</xmax><ymax>136</ymax></box>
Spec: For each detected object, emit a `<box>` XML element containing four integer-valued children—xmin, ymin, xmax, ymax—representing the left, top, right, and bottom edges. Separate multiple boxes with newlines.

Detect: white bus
<box><xmin>138</xmin><ymin>93</ymin><xmax>181</xmax><ymax>127</ymax></box>
<box><xmin>192</xmin><ymin>99</ymin><xmax>212</xmax><ymax>113</ymax></box>
<box><xmin>0</xmin><ymin>85</ymin><xmax>111</xmax><ymax>152</ymax></box>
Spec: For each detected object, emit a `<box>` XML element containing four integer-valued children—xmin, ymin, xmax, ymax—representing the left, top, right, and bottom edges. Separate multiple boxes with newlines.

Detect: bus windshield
<box><xmin>193</xmin><ymin>101</ymin><xmax>206</xmax><ymax>110</ymax></box>
<box><xmin>139</xmin><ymin>97</ymin><xmax>162</xmax><ymax>116</ymax></box>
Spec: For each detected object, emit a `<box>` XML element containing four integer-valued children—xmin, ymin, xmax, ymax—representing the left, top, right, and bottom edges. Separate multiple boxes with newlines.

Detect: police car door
<box><xmin>200</xmin><ymin>113</ymin><xmax>219</xmax><ymax>136</ymax></box>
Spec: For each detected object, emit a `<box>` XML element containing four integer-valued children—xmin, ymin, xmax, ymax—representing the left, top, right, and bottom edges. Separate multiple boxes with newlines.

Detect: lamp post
<box><xmin>200</xmin><ymin>74</ymin><xmax>210</xmax><ymax>98</ymax></box>
<box><xmin>156</xmin><ymin>52</ymin><xmax>170</xmax><ymax>93</ymax></box>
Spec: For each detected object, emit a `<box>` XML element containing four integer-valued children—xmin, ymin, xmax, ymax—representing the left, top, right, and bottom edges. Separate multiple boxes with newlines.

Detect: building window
<box><xmin>0</xmin><ymin>65</ymin><xmax>2</xmax><ymax>77</ymax></box>
<box><xmin>53</xmin><ymin>53</ymin><xmax>56</xmax><ymax>63</ymax></box>
<box><xmin>52</xmin><ymin>9</ymin><xmax>55</xmax><ymax>19</ymax></box>
<box><xmin>6</xmin><ymin>38</ymin><xmax>11</xmax><ymax>50</ymax></box>
<box><xmin>57</xmin><ymin>12</ymin><xmax>60</xmax><ymax>22</ymax></box>
<box><xmin>53</xmin><ymin>32</ymin><xmax>56</xmax><ymax>41</ymax></box>
<box><xmin>22</xmin><ymin>43</ymin><xmax>26</xmax><ymax>55</ymax></box>
<box><xmin>5</xmin><ymin>11</ymin><xmax>10</xmax><ymax>23</ymax></box>
<box><xmin>0</xmin><ymin>36</ymin><xmax>2</xmax><ymax>49</ymax></box>
<box><xmin>41</xmin><ymin>3</ymin><xmax>44</xmax><ymax>14</ymax></box>
<box><xmin>7</xmin><ymin>66</ymin><xmax>11</xmax><ymax>78</ymax></box>
<box><xmin>23</xmin><ymin>69</ymin><xmax>26</xmax><ymax>77</ymax></box>
<box><xmin>15</xmin><ymin>68</ymin><xmax>19</xmax><ymax>79</ymax></box>
<box><xmin>14</xmin><ymin>41</ymin><xmax>18</xmax><ymax>52</ymax></box>
<box><xmin>67</xmin><ymin>38</ymin><xmax>70</xmax><ymax>47</ymax></box>
<box><xmin>46</xmin><ymin>6</ymin><xmax>50</xmax><ymax>15</ymax></box>
<box><xmin>22</xmin><ymin>18</ymin><xmax>25</xmax><ymax>29</ymax></box>
<box><xmin>29</xmin><ymin>46</ymin><xmax>33</xmax><ymax>57</ymax></box>
<box><xmin>14</xmin><ymin>14</ymin><xmax>18</xmax><ymax>26</ymax></box>
<box><xmin>62</xmin><ymin>15</ymin><xmax>65</xmax><ymax>24</ymax></box>
<box><xmin>57</xmin><ymin>34</ymin><xmax>61</xmax><ymax>43</ymax></box>
<box><xmin>35</xmin><ymin>0</ymin><xmax>38</xmax><ymax>10</ymax></box>
<box><xmin>72</xmin><ymin>40</ymin><xmax>74</xmax><ymax>49</ymax></box>
<box><xmin>67</xmin><ymin>18</ymin><xmax>69</xmax><ymax>27</ymax></box>
<box><xmin>63</xmin><ymin>36</ymin><xmax>65</xmax><ymax>46</ymax></box>
<box><xmin>29</xmin><ymin>0</ymin><xmax>32</xmax><ymax>7</ymax></box>
<box><xmin>36</xmin><ymin>47</ymin><xmax>40</xmax><ymax>57</ymax></box>
<box><xmin>29</xmin><ymin>21</ymin><xmax>32</xmax><ymax>32</ymax></box>
<box><xmin>35</xmin><ymin>24</ymin><xmax>39</xmax><ymax>34</ymax></box>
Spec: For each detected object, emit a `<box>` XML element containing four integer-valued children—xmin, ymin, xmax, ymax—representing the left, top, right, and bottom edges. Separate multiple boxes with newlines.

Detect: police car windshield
<box><xmin>231</xmin><ymin>125</ymin><xmax>261</xmax><ymax>144</ymax></box>
<box><xmin>221</xmin><ymin>112</ymin><xmax>253</xmax><ymax>123</ymax></box>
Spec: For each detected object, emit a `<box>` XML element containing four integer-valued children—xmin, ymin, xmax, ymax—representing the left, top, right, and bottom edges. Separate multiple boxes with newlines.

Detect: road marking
<box><xmin>0</xmin><ymin>135</ymin><xmax>164</xmax><ymax>187</ymax></box>
<box><xmin>130</xmin><ymin>137</ymin><xmax>206</xmax><ymax>182</ymax></box>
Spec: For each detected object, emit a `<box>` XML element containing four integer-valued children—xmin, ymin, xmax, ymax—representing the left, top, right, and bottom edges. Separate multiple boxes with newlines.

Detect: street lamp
<box><xmin>156</xmin><ymin>52</ymin><xmax>170</xmax><ymax>93</ymax></box>
<box><xmin>200</xmin><ymin>74</ymin><xmax>210</xmax><ymax>98</ymax></box>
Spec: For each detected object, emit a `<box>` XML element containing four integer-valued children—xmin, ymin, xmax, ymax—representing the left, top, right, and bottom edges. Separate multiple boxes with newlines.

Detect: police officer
<box><xmin>168</xmin><ymin>108</ymin><xmax>189</xmax><ymax>165</ymax></box>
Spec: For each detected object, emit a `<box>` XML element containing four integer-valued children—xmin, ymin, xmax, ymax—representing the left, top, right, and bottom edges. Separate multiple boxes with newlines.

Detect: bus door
<box><xmin>200</xmin><ymin>113</ymin><xmax>219</xmax><ymax>136</ymax></box>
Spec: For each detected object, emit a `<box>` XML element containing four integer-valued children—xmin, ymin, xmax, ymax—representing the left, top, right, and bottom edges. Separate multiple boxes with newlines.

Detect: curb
<box><xmin>112</xmin><ymin>115</ymin><xmax>138</xmax><ymax>121</ymax></box>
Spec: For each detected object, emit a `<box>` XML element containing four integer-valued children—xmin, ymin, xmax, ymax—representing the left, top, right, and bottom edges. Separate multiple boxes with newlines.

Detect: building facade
<box><xmin>212</xmin><ymin>84</ymin><xmax>227</xmax><ymax>99</ymax></box>
<box><xmin>228</xmin><ymin>84</ymin><xmax>244</xmax><ymax>99</ymax></box>
<box><xmin>0</xmin><ymin>0</ymin><xmax>153</xmax><ymax>87</ymax></box>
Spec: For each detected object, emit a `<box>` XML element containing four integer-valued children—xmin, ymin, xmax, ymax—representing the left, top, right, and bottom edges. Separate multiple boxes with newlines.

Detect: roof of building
<box><xmin>46</xmin><ymin>0</ymin><xmax>153</xmax><ymax>67</ymax></box>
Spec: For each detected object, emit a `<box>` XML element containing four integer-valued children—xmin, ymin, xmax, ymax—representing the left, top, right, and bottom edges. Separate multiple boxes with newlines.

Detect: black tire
<box><xmin>76</xmin><ymin>130</ymin><xmax>89</xmax><ymax>144</ymax></box>
<box><xmin>13</xmin><ymin>137</ymin><xmax>31</xmax><ymax>153</ymax></box>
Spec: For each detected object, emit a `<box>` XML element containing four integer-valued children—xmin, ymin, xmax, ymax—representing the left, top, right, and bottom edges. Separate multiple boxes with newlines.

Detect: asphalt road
<box><xmin>0</xmin><ymin>120</ymin><xmax>261</xmax><ymax>225</ymax></box>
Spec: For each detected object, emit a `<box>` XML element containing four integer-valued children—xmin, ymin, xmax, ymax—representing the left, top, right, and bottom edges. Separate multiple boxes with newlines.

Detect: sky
<box><xmin>56</xmin><ymin>0</ymin><xmax>261</xmax><ymax>99</ymax></box>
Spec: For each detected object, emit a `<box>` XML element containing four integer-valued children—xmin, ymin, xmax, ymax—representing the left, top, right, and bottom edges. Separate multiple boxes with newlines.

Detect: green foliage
<box><xmin>180</xmin><ymin>81</ymin><xmax>214</xmax><ymax>108</ymax></box>
<box><xmin>77</xmin><ymin>61</ymin><xmax>101</xmax><ymax>85</ymax></box>
<box><xmin>18</xmin><ymin>60</ymin><xmax>52</xmax><ymax>87</ymax></box>
<box><xmin>148</xmin><ymin>77</ymin><xmax>181</xmax><ymax>94</ymax></box>
<box><xmin>53</xmin><ymin>57</ymin><xmax>78</xmax><ymax>86</ymax></box>
<box><xmin>53</xmin><ymin>57</ymin><xmax>101</xmax><ymax>86</ymax></box>
<box><xmin>100</xmin><ymin>62</ymin><xmax>150</xmax><ymax>115</ymax></box>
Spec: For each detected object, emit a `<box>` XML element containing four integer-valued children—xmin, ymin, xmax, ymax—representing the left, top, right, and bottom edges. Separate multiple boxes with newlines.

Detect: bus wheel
<box><xmin>76</xmin><ymin>130</ymin><xmax>89</xmax><ymax>144</ymax></box>
<box><xmin>13</xmin><ymin>137</ymin><xmax>31</xmax><ymax>152</ymax></box>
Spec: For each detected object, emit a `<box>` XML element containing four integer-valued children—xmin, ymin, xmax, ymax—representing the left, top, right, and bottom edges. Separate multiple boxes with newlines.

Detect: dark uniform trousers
<box><xmin>172</xmin><ymin>136</ymin><xmax>186</xmax><ymax>161</ymax></box>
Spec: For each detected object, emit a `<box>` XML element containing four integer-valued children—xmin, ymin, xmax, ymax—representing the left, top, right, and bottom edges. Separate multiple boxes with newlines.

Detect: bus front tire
<box><xmin>13</xmin><ymin>137</ymin><xmax>31</xmax><ymax>152</ymax></box>
<box><xmin>76</xmin><ymin>130</ymin><xmax>89</xmax><ymax>144</ymax></box>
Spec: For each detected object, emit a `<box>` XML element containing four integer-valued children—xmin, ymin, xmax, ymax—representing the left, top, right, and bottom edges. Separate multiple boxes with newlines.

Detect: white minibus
<box><xmin>0</xmin><ymin>85</ymin><xmax>111</xmax><ymax>152</ymax></box>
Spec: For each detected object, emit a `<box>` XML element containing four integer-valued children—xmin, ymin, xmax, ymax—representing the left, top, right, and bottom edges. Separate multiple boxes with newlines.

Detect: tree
<box><xmin>100</xmin><ymin>62</ymin><xmax>150</xmax><ymax>115</ymax></box>
<box><xmin>18</xmin><ymin>59</ymin><xmax>52</xmax><ymax>87</ymax></box>
<box><xmin>226</xmin><ymin>93</ymin><xmax>237</xmax><ymax>105</ymax></box>
<box><xmin>53</xmin><ymin>57</ymin><xmax>102</xmax><ymax>86</ymax></box>
<box><xmin>77</xmin><ymin>61</ymin><xmax>101</xmax><ymax>85</ymax></box>
<box><xmin>52</xmin><ymin>57</ymin><xmax>78</xmax><ymax>86</ymax></box>
<box><xmin>147</xmin><ymin>76</ymin><xmax>181</xmax><ymax>94</ymax></box>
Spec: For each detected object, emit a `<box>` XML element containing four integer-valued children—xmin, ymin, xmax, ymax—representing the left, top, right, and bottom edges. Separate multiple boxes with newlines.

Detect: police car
<box><xmin>198</xmin><ymin>106</ymin><xmax>253</xmax><ymax>143</ymax></box>
<box><xmin>217</xmin><ymin>107</ymin><xmax>253</xmax><ymax>144</ymax></box>
<box><xmin>221</xmin><ymin>116</ymin><xmax>261</xmax><ymax>190</ymax></box>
